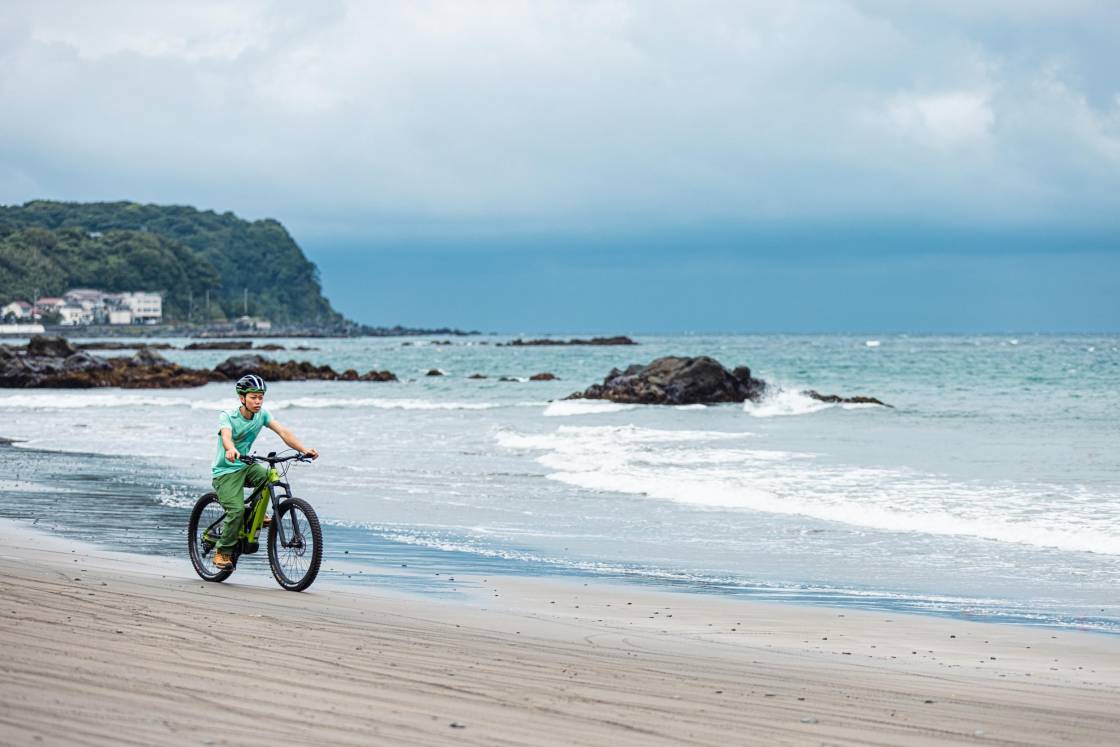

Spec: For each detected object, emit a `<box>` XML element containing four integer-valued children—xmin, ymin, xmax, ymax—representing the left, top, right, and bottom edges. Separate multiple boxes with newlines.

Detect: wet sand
<box><xmin>1</xmin><ymin>520</ymin><xmax>1118</xmax><ymax>746</ymax></box>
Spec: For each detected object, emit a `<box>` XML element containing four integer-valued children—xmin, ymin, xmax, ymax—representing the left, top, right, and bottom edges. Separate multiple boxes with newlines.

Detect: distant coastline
<box><xmin>0</xmin><ymin>322</ymin><xmax>481</xmax><ymax>339</ymax></box>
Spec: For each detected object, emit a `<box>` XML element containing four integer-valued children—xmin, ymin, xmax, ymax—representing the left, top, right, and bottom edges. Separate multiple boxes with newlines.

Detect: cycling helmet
<box><xmin>235</xmin><ymin>373</ymin><xmax>267</xmax><ymax>395</ymax></box>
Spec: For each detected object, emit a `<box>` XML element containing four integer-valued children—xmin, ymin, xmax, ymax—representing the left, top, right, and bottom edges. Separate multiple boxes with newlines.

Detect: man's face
<box><xmin>241</xmin><ymin>391</ymin><xmax>265</xmax><ymax>412</ymax></box>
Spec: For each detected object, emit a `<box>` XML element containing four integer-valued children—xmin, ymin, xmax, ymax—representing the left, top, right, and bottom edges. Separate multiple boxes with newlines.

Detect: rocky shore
<box><xmin>501</xmin><ymin>336</ymin><xmax>637</xmax><ymax>346</ymax></box>
<box><xmin>0</xmin><ymin>336</ymin><xmax>395</xmax><ymax>388</ymax></box>
<box><xmin>566</xmin><ymin>355</ymin><xmax>890</xmax><ymax>407</ymax></box>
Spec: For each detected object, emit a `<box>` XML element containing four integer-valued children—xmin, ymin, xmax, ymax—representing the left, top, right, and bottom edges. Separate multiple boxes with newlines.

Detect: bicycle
<box><xmin>188</xmin><ymin>450</ymin><xmax>323</xmax><ymax>591</ymax></box>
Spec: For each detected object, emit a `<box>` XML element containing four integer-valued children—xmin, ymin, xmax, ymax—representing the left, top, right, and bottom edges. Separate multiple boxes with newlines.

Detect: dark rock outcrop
<box><xmin>78</xmin><ymin>342</ymin><xmax>176</xmax><ymax>350</ymax></box>
<box><xmin>468</xmin><ymin>373</ymin><xmax>488</xmax><ymax>379</ymax></box>
<box><xmin>426</xmin><ymin>369</ymin><xmax>445</xmax><ymax>376</ymax></box>
<box><xmin>529</xmin><ymin>372</ymin><xmax>558</xmax><ymax>381</ymax></box>
<box><xmin>1</xmin><ymin>336</ymin><xmax>211</xmax><ymax>388</ymax></box>
<box><xmin>27</xmin><ymin>336</ymin><xmax>78</xmax><ymax>358</ymax></box>
<box><xmin>502</xmin><ymin>336</ymin><xmax>637</xmax><ymax>347</ymax></box>
<box><xmin>566</xmin><ymin>356</ymin><xmax>766</xmax><ymax>405</ymax></box>
<box><xmin>0</xmin><ymin>337</ymin><xmax>399</xmax><ymax>388</ymax></box>
<box><xmin>214</xmin><ymin>354</ymin><xmax>336</xmax><ymax>382</ymax></box>
<box><xmin>212</xmin><ymin>353</ymin><xmax>397</xmax><ymax>383</ymax></box>
<box><xmin>567</xmin><ymin>355</ymin><xmax>890</xmax><ymax>408</ymax></box>
<box><xmin>803</xmin><ymin>390</ymin><xmax>892</xmax><ymax>408</ymax></box>
<box><xmin>186</xmin><ymin>341</ymin><xmax>254</xmax><ymax>351</ymax></box>
<box><xmin>129</xmin><ymin>348</ymin><xmax>175</xmax><ymax>368</ymax></box>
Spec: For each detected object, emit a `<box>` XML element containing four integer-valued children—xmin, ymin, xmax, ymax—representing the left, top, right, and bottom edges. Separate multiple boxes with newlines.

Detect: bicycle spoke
<box><xmin>276</xmin><ymin>505</ymin><xmax>316</xmax><ymax>584</ymax></box>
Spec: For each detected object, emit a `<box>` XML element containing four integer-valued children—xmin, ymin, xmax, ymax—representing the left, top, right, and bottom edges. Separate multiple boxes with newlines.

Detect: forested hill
<box><xmin>0</xmin><ymin>200</ymin><xmax>343</xmax><ymax>325</ymax></box>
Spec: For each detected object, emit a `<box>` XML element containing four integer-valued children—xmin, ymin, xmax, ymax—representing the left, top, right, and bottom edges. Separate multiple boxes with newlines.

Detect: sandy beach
<box><xmin>0</xmin><ymin>520</ymin><xmax>1117</xmax><ymax>746</ymax></box>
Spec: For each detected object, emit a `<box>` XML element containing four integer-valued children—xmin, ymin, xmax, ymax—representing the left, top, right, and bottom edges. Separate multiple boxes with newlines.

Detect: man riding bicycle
<box><xmin>211</xmin><ymin>373</ymin><xmax>319</xmax><ymax>570</ymax></box>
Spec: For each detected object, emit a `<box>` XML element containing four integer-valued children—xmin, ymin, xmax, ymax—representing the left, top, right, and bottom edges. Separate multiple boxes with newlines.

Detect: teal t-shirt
<box><xmin>212</xmin><ymin>407</ymin><xmax>273</xmax><ymax>478</ymax></box>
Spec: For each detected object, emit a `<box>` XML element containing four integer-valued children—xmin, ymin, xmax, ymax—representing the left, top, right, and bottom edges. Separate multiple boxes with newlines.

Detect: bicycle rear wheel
<box><xmin>267</xmin><ymin>497</ymin><xmax>322</xmax><ymax>591</ymax></box>
<box><xmin>188</xmin><ymin>492</ymin><xmax>233</xmax><ymax>582</ymax></box>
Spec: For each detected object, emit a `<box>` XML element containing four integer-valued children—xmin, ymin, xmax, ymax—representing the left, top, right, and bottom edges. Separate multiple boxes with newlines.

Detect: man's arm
<box><xmin>266</xmin><ymin>419</ymin><xmax>319</xmax><ymax>459</ymax></box>
<box><xmin>220</xmin><ymin>427</ymin><xmax>239</xmax><ymax>462</ymax></box>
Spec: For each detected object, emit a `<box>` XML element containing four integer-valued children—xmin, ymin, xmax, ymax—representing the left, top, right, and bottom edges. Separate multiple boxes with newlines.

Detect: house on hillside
<box><xmin>1</xmin><ymin>300</ymin><xmax>33</xmax><ymax>320</ymax></box>
<box><xmin>120</xmin><ymin>291</ymin><xmax>162</xmax><ymax>323</ymax></box>
<box><xmin>236</xmin><ymin>315</ymin><xmax>271</xmax><ymax>331</ymax></box>
<box><xmin>33</xmin><ymin>297</ymin><xmax>65</xmax><ymax>319</ymax></box>
<box><xmin>64</xmin><ymin>289</ymin><xmax>111</xmax><ymax>323</ymax></box>
<box><xmin>58</xmin><ymin>303</ymin><xmax>94</xmax><ymax>326</ymax></box>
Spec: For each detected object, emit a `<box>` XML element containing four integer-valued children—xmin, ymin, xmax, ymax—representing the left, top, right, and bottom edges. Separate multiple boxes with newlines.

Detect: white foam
<box><xmin>0</xmin><ymin>393</ymin><xmax>509</xmax><ymax>412</ymax></box>
<box><xmin>496</xmin><ymin>425</ymin><xmax>755</xmax><ymax>452</ymax></box>
<box><xmin>543</xmin><ymin>400</ymin><xmax>636</xmax><ymax>417</ymax></box>
<box><xmin>0</xmin><ymin>393</ymin><xmax>202</xmax><ymax>410</ymax></box>
<box><xmin>496</xmin><ymin>422</ymin><xmax>1120</xmax><ymax>556</ymax></box>
<box><xmin>544</xmin><ymin>465</ymin><xmax>1120</xmax><ymax>555</ymax></box>
<box><xmin>865</xmin><ymin>340</ymin><xmax>881</xmax><ymax>348</ymax></box>
<box><xmin>743</xmin><ymin>389</ymin><xmax>834</xmax><ymax>418</ymax></box>
<box><xmin>272</xmin><ymin>397</ymin><xmax>503</xmax><ymax>411</ymax></box>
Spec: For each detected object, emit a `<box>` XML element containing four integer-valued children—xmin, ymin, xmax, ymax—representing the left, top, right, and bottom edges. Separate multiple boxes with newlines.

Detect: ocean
<box><xmin>1</xmin><ymin>333</ymin><xmax>1117</xmax><ymax>631</ymax></box>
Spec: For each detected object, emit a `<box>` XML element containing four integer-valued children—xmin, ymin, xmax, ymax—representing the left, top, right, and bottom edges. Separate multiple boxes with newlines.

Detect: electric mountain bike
<box><xmin>188</xmin><ymin>451</ymin><xmax>323</xmax><ymax>591</ymax></box>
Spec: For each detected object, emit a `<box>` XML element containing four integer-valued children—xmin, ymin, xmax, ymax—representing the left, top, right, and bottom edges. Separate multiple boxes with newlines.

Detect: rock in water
<box><xmin>802</xmin><ymin>389</ymin><xmax>892</xmax><ymax>408</ymax></box>
<box><xmin>185</xmin><ymin>340</ymin><xmax>254</xmax><ymax>350</ymax></box>
<box><xmin>504</xmin><ymin>336</ymin><xmax>637</xmax><ymax>347</ymax></box>
<box><xmin>214</xmin><ymin>354</ymin><xmax>343</xmax><ymax>382</ymax></box>
<box><xmin>566</xmin><ymin>356</ymin><xmax>767</xmax><ymax>405</ymax></box>
<box><xmin>129</xmin><ymin>348</ymin><xmax>174</xmax><ymax>368</ymax></box>
<box><xmin>27</xmin><ymin>335</ymin><xmax>78</xmax><ymax>358</ymax></box>
<box><xmin>1</xmin><ymin>336</ymin><xmax>210</xmax><ymax>388</ymax></box>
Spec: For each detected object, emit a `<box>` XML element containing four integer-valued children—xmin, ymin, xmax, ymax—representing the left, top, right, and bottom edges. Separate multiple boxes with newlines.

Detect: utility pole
<box><xmin>188</xmin><ymin>290</ymin><xmax>193</xmax><ymax>323</ymax></box>
<box><xmin>243</xmin><ymin>287</ymin><xmax>248</xmax><ymax>316</ymax></box>
<box><xmin>205</xmin><ymin>289</ymin><xmax>210</xmax><ymax>320</ymax></box>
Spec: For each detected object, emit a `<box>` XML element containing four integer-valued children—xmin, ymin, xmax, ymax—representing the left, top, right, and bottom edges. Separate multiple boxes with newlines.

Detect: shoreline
<box><xmin>2</xmin><ymin>518</ymin><xmax>1119</xmax><ymax>745</ymax></box>
<box><xmin>1</xmin><ymin>437</ymin><xmax>1117</xmax><ymax>635</ymax></box>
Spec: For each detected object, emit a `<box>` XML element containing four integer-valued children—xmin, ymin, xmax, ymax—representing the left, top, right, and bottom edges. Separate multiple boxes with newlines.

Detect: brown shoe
<box><xmin>212</xmin><ymin>551</ymin><xmax>234</xmax><ymax>570</ymax></box>
<box><xmin>262</xmin><ymin>515</ymin><xmax>272</xmax><ymax>528</ymax></box>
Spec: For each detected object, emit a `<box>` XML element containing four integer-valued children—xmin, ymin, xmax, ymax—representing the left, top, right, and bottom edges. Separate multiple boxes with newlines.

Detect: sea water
<box><xmin>1</xmin><ymin>334</ymin><xmax>1117</xmax><ymax>630</ymax></box>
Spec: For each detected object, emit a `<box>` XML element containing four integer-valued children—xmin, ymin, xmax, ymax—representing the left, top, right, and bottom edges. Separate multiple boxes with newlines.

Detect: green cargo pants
<box><xmin>212</xmin><ymin>464</ymin><xmax>270</xmax><ymax>554</ymax></box>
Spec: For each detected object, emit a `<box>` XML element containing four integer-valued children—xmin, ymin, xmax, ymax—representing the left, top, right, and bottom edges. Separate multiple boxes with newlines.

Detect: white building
<box><xmin>58</xmin><ymin>303</ymin><xmax>94</xmax><ymax>326</ymax></box>
<box><xmin>33</xmin><ymin>297</ymin><xmax>64</xmax><ymax>319</ymax></box>
<box><xmin>1</xmin><ymin>300</ymin><xmax>33</xmax><ymax>320</ymax></box>
<box><xmin>121</xmin><ymin>292</ymin><xmax>162</xmax><ymax>323</ymax></box>
<box><xmin>64</xmin><ymin>289</ymin><xmax>108</xmax><ymax>312</ymax></box>
<box><xmin>108</xmin><ymin>309</ymin><xmax>133</xmax><ymax>325</ymax></box>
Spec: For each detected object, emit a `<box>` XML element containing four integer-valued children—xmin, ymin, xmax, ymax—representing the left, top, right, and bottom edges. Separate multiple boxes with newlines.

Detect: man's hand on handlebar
<box><xmin>302</xmin><ymin>448</ymin><xmax>320</xmax><ymax>461</ymax></box>
<box><xmin>226</xmin><ymin>448</ymin><xmax>240</xmax><ymax>462</ymax></box>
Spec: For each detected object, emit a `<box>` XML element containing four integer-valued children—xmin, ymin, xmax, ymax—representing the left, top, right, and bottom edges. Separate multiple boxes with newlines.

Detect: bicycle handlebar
<box><xmin>239</xmin><ymin>452</ymin><xmax>313</xmax><ymax>466</ymax></box>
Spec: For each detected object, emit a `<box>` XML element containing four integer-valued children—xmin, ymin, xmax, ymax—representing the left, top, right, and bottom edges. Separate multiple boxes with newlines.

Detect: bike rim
<box><xmin>276</xmin><ymin>506</ymin><xmax>315</xmax><ymax>584</ymax></box>
<box><xmin>195</xmin><ymin>501</ymin><xmax>227</xmax><ymax>575</ymax></box>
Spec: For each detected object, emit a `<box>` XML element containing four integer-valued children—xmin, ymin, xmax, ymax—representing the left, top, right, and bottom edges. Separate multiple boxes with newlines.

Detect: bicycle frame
<box><xmin>244</xmin><ymin>465</ymin><xmax>294</xmax><ymax>548</ymax></box>
<box><xmin>202</xmin><ymin>465</ymin><xmax>298</xmax><ymax>554</ymax></box>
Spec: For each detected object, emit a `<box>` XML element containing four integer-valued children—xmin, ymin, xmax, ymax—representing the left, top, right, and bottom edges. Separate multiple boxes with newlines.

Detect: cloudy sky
<box><xmin>2</xmin><ymin>1</ymin><xmax>1117</xmax><ymax>331</ymax></box>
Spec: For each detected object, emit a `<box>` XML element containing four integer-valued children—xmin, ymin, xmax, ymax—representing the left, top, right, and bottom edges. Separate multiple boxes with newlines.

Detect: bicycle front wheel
<box><xmin>267</xmin><ymin>497</ymin><xmax>323</xmax><ymax>591</ymax></box>
<box><xmin>188</xmin><ymin>492</ymin><xmax>233</xmax><ymax>583</ymax></box>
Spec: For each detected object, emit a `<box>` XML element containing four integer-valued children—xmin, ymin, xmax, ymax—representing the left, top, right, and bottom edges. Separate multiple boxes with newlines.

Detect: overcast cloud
<box><xmin>2</xmin><ymin>0</ymin><xmax>1117</xmax><ymax>243</ymax></box>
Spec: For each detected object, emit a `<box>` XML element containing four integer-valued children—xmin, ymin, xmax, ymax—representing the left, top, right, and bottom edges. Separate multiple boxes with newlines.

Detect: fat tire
<box><xmin>188</xmin><ymin>492</ymin><xmax>233</xmax><ymax>583</ymax></box>
<box><xmin>267</xmin><ymin>497</ymin><xmax>322</xmax><ymax>591</ymax></box>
